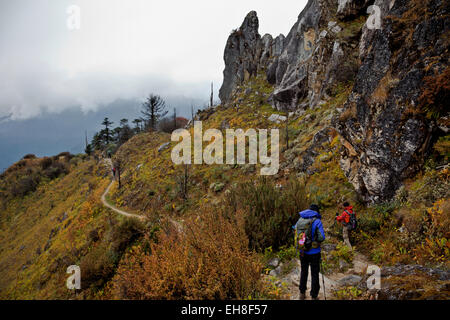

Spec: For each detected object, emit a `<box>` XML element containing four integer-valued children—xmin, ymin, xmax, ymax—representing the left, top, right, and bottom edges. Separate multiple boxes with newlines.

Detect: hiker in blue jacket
<box><xmin>294</xmin><ymin>204</ymin><xmax>325</xmax><ymax>300</ymax></box>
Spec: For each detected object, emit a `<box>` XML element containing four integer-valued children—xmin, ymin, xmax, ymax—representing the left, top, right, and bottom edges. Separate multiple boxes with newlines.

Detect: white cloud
<box><xmin>0</xmin><ymin>0</ymin><xmax>308</xmax><ymax>119</ymax></box>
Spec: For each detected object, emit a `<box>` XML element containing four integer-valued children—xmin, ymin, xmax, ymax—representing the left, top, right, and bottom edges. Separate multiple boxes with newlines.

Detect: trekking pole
<box><xmin>320</xmin><ymin>253</ymin><xmax>327</xmax><ymax>300</ymax></box>
<box><xmin>294</xmin><ymin>229</ymin><xmax>301</xmax><ymax>294</ymax></box>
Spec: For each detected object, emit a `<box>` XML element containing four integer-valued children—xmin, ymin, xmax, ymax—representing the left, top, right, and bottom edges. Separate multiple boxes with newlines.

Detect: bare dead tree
<box><xmin>173</xmin><ymin>108</ymin><xmax>177</xmax><ymax>130</ymax></box>
<box><xmin>113</xmin><ymin>156</ymin><xmax>124</xmax><ymax>189</ymax></box>
<box><xmin>210</xmin><ymin>82</ymin><xmax>214</xmax><ymax>108</ymax></box>
<box><xmin>177</xmin><ymin>164</ymin><xmax>190</xmax><ymax>200</ymax></box>
<box><xmin>285</xmin><ymin>111</ymin><xmax>289</xmax><ymax>149</ymax></box>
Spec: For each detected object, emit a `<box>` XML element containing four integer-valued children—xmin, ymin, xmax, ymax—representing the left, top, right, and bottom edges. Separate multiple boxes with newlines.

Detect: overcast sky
<box><xmin>0</xmin><ymin>0</ymin><xmax>308</xmax><ymax>120</ymax></box>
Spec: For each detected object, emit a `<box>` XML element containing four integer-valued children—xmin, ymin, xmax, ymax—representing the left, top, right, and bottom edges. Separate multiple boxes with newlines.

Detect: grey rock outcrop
<box><xmin>337</xmin><ymin>0</ymin><xmax>371</xmax><ymax>20</ymax></box>
<box><xmin>219</xmin><ymin>11</ymin><xmax>262</xmax><ymax>103</ymax></box>
<box><xmin>218</xmin><ymin>0</ymin><xmax>448</xmax><ymax>202</ymax></box>
<box><xmin>267</xmin><ymin>0</ymin><xmax>322</xmax><ymax>110</ymax></box>
<box><xmin>219</xmin><ymin>12</ymin><xmax>287</xmax><ymax>104</ymax></box>
<box><xmin>220</xmin><ymin>0</ymin><xmax>355</xmax><ymax>110</ymax></box>
<box><xmin>265</xmin><ymin>0</ymin><xmax>363</xmax><ymax>111</ymax></box>
<box><xmin>336</xmin><ymin>0</ymin><xmax>448</xmax><ymax>202</ymax></box>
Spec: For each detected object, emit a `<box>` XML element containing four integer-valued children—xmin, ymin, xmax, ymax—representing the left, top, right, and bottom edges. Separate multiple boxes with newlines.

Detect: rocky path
<box><xmin>267</xmin><ymin>246</ymin><xmax>371</xmax><ymax>300</ymax></box>
<box><xmin>284</xmin><ymin>259</ymin><xmax>339</xmax><ymax>300</ymax></box>
<box><xmin>271</xmin><ymin>244</ymin><xmax>450</xmax><ymax>300</ymax></box>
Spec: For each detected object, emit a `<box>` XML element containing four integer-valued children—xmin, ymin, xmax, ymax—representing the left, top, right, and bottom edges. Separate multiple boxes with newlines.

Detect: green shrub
<box><xmin>80</xmin><ymin>244</ymin><xmax>116</xmax><ymax>289</ymax></box>
<box><xmin>373</xmin><ymin>201</ymin><xmax>399</xmax><ymax>219</ymax></box>
<box><xmin>330</xmin><ymin>243</ymin><xmax>354</xmax><ymax>264</ymax></box>
<box><xmin>226</xmin><ymin>176</ymin><xmax>308</xmax><ymax>252</ymax></box>
<box><xmin>263</xmin><ymin>246</ymin><xmax>275</xmax><ymax>262</ymax></box>
<box><xmin>432</xmin><ymin>135</ymin><xmax>450</xmax><ymax>163</ymax></box>
<box><xmin>81</xmin><ymin>218</ymin><xmax>146</xmax><ymax>290</ymax></box>
<box><xmin>277</xmin><ymin>245</ymin><xmax>297</xmax><ymax>262</ymax></box>
<box><xmin>11</xmin><ymin>176</ymin><xmax>40</xmax><ymax>197</ymax></box>
<box><xmin>109</xmin><ymin>218</ymin><xmax>145</xmax><ymax>254</ymax></box>
<box><xmin>358</xmin><ymin>212</ymin><xmax>382</xmax><ymax>234</ymax></box>
<box><xmin>40</xmin><ymin>157</ymin><xmax>53</xmax><ymax>170</ymax></box>
<box><xmin>43</xmin><ymin>162</ymin><xmax>69</xmax><ymax>180</ymax></box>
<box><xmin>370</xmin><ymin>246</ymin><xmax>385</xmax><ymax>264</ymax></box>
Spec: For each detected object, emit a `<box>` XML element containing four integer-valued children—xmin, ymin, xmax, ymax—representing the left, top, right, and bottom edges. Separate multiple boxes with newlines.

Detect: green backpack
<box><xmin>294</xmin><ymin>217</ymin><xmax>317</xmax><ymax>251</ymax></box>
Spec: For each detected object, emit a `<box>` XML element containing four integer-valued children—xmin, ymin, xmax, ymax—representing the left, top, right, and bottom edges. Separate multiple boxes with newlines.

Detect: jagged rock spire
<box><xmin>219</xmin><ymin>11</ymin><xmax>262</xmax><ymax>103</ymax></box>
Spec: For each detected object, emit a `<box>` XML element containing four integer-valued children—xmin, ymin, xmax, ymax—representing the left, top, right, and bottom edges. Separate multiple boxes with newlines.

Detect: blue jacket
<box><xmin>294</xmin><ymin>209</ymin><xmax>325</xmax><ymax>255</ymax></box>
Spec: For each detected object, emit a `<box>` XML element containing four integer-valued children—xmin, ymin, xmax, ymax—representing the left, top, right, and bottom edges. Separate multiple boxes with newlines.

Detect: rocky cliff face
<box><xmin>337</xmin><ymin>0</ymin><xmax>449</xmax><ymax>201</ymax></box>
<box><xmin>220</xmin><ymin>0</ymin><xmax>361</xmax><ymax>110</ymax></box>
<box><xmin>219</xmin><ymin>0</ymin><xmax>449</xmax><ymax>202</ymax></box>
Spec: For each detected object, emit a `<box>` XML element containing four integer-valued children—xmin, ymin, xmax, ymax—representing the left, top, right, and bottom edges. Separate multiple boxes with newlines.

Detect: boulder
<box><xmin>321</xmin><ymin>243</ymin><xmax>337</xmax><ymax>252</ymax></box>
<box><xmin>269</xmin><ymin>263</ymin><xmax>283</xmax><ymax>277</ymax></box>
<box><xmin>158</xmin><ymin>142</ymin><xmax>170</xmax><ymax>153</ymax></box>
<box><xmin>267</xmin><ymin>258</ymin><xmax>280</xmax><ymax>268</ymax></box>
<box><xmin>268</xmin><ymin>114</ymin><xmax>287</xmax><ymax>123</ymax></box>
<box><xmin>339</xmin><ymin>259</ymin><xmax>350</xmax><ymax>271</ymax></box>
<box><xmin>338</xmin><ymin>275</ymin><xmax>362</xmax><ymax>287</ymax></box>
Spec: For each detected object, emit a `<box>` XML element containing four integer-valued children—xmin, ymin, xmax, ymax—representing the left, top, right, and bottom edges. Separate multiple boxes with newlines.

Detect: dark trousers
<box><xmin>299</xmin><ymin>252</ymin><xmax>321</xmax><ymax>298</ymax></box>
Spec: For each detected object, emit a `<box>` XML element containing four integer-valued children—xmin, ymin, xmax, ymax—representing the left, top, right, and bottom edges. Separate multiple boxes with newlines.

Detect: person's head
<box><xmin>309</xmin><ymin>204</ymin><xmax>320</xmax><ymax>213</ymax></box>
<box><xmin>343</xmin><ymin>202</ymin><xmax>350</xmax><ymax>208</ymax></box>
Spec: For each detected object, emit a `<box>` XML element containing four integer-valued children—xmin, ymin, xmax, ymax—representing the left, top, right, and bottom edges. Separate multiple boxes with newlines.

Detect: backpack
<box><xmin>294</xmin><ymin>217</ymin><xmax>317</xmax><ymax>251</ymax></box>
<box><xmin>346</xmin><ymin>210</ymin><xmax>357</xmax><ymax>231</ymax></box>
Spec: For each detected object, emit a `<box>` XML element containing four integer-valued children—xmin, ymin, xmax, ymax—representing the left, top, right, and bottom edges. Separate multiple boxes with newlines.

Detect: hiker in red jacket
<box><xmin>336</xmin><ymin>202</ymin><xmax>355</xmax><ymax>249</ymax></box>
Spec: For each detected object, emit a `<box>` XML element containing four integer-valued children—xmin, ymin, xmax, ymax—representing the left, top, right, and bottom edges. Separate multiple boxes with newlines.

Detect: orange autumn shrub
<box><xmin>413</xmin><ymin>199</ymin><xmax>450</xmax><ymax>265</ymax></box>
<box><xmin>109</xmin><ymin>209</ymin><xmax>263</xmax><ymax>299</ymax></box>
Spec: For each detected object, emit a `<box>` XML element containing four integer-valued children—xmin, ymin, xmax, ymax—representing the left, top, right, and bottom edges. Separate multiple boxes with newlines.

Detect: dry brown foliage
<box><xmin>109</xmin><ymin>209</ymin><xmax>263</xmax><ymax>300</ymax></box>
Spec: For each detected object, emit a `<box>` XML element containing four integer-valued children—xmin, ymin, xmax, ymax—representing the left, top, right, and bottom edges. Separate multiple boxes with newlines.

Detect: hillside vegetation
<box><xmin>0</xmin><ymin>0</ymin><xmax>449</xmax><ymax>300</ymax></box>
<box><xmin>1</xmin><ymin>72</ymin><xmax>448</xmax><ymax>299</ymax></box>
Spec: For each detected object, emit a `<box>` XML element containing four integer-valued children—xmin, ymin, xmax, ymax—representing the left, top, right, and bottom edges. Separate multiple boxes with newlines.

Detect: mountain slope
<box><xmin>0</xmin><ymin>0</ymin><xmax>448</xmax><ymax>299</ymax></box>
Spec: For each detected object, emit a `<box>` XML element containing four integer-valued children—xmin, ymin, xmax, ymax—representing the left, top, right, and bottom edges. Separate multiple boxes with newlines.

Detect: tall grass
<box><xmin>225</xmin><ymin>176</ymin><xmax>308</xmax><ymax>252</ymax></box>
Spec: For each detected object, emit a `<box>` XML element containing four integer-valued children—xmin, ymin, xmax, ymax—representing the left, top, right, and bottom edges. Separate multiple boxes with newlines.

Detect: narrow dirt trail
<box><xmin>100</xmin><ymin>158</ymin><xmax>146</xmax><ymax>221</ymax></box>
<box><xmin>101</xmin><ymin>179</ymin><xmax>146</xmax><ymax>220</ymax></box>
<box><xmin>99</xmin><ymin>158</ymin><xmax>183</xmax><ymax>234</ymax></box>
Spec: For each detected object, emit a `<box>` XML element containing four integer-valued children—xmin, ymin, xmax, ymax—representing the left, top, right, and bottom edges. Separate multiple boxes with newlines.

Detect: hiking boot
<box><xmin>299</xmin><ymin>292</ymin><xmax>306</xmax><ymax>300</ymax></box>
<box><xmin>311</xmin><ymin>296</ymin><xmax>319</xmax><ymax>300</ymax></box>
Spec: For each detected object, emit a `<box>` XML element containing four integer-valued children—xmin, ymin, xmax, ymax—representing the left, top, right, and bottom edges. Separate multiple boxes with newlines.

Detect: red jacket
<box><xmin>336</xmin><ymin>206</ymin><xmax>354</xmax><ymax>224</ymax></box>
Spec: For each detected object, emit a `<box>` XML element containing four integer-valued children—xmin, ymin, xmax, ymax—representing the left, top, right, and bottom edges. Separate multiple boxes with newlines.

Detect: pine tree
<box><xmin>92</xmin><ymin>132</ymin><xmax>104</xmax><ymax>150</ymax></box>
<box><xmin>101</xmin><ymin>118</ymin><xmax>114</xmax><ymax>145</ymax></box>
<box><xmin>141</xmin><ymin>94</ymin><xmax>168</xmax><ymax>131</ymax></box>
<box><xmin>117</xmin><ymin>119</ymin><xmax>133</xmax><ymax>145</ymax></box>
<box><xmin>85</xmin><ymin>144</ymin><xmax>93</xmax><ymax>156</ymax></box>
<box><xmin>132</xmin><ymin>119</ymin><xmax>142</xmax><ymax>132</ymax></box>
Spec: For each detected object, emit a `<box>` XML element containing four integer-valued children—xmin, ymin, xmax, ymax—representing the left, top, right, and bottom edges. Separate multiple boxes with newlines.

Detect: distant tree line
<box><xmin>85</xmin><ymin>94</ymin><xmax>190</xmax><ymax>155</ymax></box>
